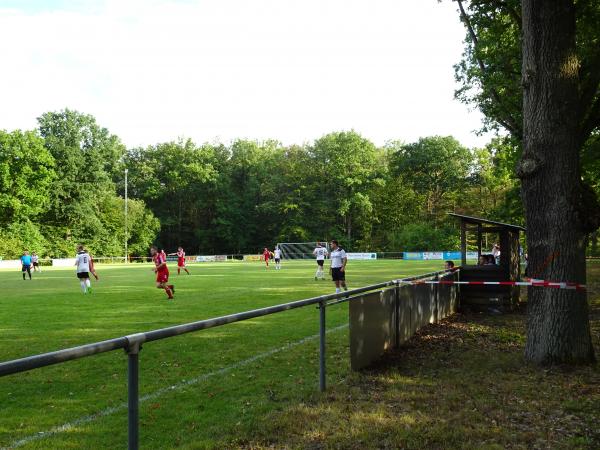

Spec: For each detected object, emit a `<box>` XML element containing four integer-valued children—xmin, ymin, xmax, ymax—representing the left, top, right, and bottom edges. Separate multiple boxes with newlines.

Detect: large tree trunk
<box><xmin>520</xmin><ymin>0</ymin><xmax>595</xmax><ymax>364</ymax></box>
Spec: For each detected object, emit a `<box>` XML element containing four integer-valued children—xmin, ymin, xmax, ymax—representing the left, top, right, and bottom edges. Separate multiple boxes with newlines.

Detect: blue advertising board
<box><xmin>402</xmin><ymin>251</ymin><xmax>478</xmax><ymax>261</ymax></box>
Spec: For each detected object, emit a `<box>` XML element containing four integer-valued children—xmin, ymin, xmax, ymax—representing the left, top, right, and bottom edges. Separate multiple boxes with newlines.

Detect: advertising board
<box><xmin>346</xmin><ymin>253</ymin><xmax>377</xmax><ymax>260</ymax></box>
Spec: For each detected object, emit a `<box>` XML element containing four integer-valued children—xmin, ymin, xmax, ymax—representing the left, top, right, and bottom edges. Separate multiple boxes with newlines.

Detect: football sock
<box><xmin>168</xmin><ymin>285</ymin><xmax>175</xmax><ymax>293</ymax></box>
<box><xmin>178</xmin><ymin>268</ymin><xmax>181</xmax><ymax>275</ymax></box>
<box><xmin>80</xmin><ymin>281</ymin><xmax>87</xmax><ymax>293</ymax></box>
<box><xmin>335</xmin><ymin>288</ymin><xmax>341</xmax><ymax>294</ymax></box>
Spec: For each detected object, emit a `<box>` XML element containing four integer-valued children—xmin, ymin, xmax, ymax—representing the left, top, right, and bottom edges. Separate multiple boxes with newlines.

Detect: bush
<box><xmin>0</xmin><ymin>221</ymin><xmax>49</xmax><ymax>259</ymax></box>
<box><xmin>387</xmin><ymin>222</ymin><xmax>459</xmax><ymax>251</ymax></box>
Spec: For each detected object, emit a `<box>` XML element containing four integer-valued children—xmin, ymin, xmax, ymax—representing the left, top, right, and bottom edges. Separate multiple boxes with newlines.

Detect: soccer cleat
<box><xmin>87</xmin><ymin>287</ymin><xmax>93</xmax><ymax>294</ymax></box>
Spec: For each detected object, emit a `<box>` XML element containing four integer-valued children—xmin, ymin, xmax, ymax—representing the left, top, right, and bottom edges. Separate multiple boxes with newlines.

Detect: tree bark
<box><xmin>520</xmin><ymin>0</ymin><xmax>595</xmax><ymax>364</ymax></box>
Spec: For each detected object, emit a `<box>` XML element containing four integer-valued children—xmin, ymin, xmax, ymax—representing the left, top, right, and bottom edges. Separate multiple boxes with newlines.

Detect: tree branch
<box><xmin>456</xmin><ymin>0</ymin><xmax>523</xmax><ymax>139</ymax></box>
<box><xmin>491</xmin><ymin>0</ymin><xmax>521</xmax><ymax>28</ymax></box>
<box><xmin>470</xmin><ymin>0</ymin><xmax>522</xmax><ymax>28</ymax></box>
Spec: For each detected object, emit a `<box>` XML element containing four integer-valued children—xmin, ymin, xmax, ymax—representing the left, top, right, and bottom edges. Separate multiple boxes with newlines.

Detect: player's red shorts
<box><xmin>177</xmin><ymin>257</ymin><xmax>185</xmax><ymax>267</ymax></box>
<box><xmin>156</xmin><ymin>269</ymin><xmax>169</xmax><ymax>283</ymax></box>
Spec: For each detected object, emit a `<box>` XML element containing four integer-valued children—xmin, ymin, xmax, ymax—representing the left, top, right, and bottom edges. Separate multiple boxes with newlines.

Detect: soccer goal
<box><xmin>276</xmin><ymin>242</ymin><xmax>329</xmax><ymax>260</ymax></box>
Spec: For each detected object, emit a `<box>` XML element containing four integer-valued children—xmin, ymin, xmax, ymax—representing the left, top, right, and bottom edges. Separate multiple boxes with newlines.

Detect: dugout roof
<box><xmin>447</xmin><ymin>213</ymin><xmax>526</xmax><ymax>232</ymax></box>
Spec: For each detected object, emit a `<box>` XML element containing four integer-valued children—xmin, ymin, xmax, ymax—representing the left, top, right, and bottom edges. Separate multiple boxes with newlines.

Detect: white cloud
<box><xmin>0</xmin><ymin>0</ymin><xmax>492</xmax><ymax>148</ymax></box>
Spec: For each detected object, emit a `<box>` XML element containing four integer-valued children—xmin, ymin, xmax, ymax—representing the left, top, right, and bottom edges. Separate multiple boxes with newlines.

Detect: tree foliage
<box><xmin>0</xmin><ymin>130</ymin><xmax>55</xmax><ymax>224</ymax></box>
<box><xmin>1</xmin><ymin>110</ymin><xmax>526</xmax><ymax>258</ymax></box>
<box><xmin>0</xmin><ymin>110</ymin><xmax>159</xmax><ymax>258</ymax></box>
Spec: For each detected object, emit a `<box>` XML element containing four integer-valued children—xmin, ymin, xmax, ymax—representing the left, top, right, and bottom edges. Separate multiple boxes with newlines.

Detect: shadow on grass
<box><xmin>229</xmin><ymin>285</ymin><xmax>600</xmax><ymax>449</ymax></box>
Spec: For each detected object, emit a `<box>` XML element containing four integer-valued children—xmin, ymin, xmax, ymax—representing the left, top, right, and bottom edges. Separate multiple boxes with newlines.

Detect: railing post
<box><xmin>434</xmin><ymin>273</ymin><xmax>439</xmax><ymax>323</ymax></box>
<box><xmin>125</xmin><ymin>333</ymin><xmax>146</xmax><ymax>450</ymax></box>
<box><xmin>394</xmin><ymin>280</ymin><xmax>400</xmax><ymax>348</ymax></box>
<box><xmin>319</xmin><ymin>299</ymin><xmax>326</xmax><ymax>392</ymax></box>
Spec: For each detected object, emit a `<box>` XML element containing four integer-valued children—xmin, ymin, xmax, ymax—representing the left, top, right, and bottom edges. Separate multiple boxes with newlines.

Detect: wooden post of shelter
<box><xmin>477</xmin><ymin>223</ymin><xmax>482</xmax><ymax>260</ymax></box>
<box><xmin>460</xmin><ymin>221</ymin><xmax>467</xmax><ymax>266</ymax></box>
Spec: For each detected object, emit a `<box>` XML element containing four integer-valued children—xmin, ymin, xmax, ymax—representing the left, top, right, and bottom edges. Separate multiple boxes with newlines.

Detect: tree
<box><xmin>35</xmin><ymin>109</ymin><xmax>160</xmax><ymax>256</ymax></box>
<box><xmin>467</xmin><ymin>137</ymin><xmax>523</xmax><ymax>224</ymax></box>
<box><xmin>0</xmin><ymin>130</ymin><xmax>55</xmax><ymax>225</ymax></box>
<box><xmin>96</xmin><ymin>195</ymin><xmax>160</xmax><ymax>256</ymax></box>
<box><xmin>310</xmin><ymin>131</ymin><xmax>380</xmax><ymax>244</ymax></box>
<box><xmin>388</xmin><ymin>222</ymin><xmax>459</xmax><ymax>252</ymax></box>
<box><xmin>369</xmin><ymin>142</ymin><xmax>424</xmax><ymax>251</ymax></box>
<box><xmin>0</xmin><ymin>220</ymin><xmax>49</xmax><ymax>259</ymax></box>
<box><xmin>520</xmin><ymin>0</ymin><xmax>597</xmax><ymax>364</ymax></box>
<box><xmin>454</xmin><ymin>1</ymin><xmax>600</xmax><ymax>364</ymax></box>
<box><xmin>390</xmin><ymin>136</ymin><xmax>473</xmax><ymax>220</ymax></box>
<box><xmin>37</xmin><ymin>109</ymin><xmax>125</xmax><ymax>233</ymax></box>
<box><xmin>122</xmin><ymin>139</ymin><xmax>217</xmax><ymax>252</ymax></box>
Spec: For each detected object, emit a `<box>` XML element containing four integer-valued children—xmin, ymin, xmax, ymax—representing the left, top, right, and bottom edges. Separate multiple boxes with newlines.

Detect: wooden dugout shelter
<box><xmin>448</xmin><ymin>213</ymin><xmax>526</xmax><ymax>310</ymax></box>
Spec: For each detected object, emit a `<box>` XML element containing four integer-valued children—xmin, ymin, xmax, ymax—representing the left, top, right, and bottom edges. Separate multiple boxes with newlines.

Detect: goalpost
<box><xmin>276</xmin><ymin>242</ymin><xmax>329</xmax><ymax>260</ymax></box>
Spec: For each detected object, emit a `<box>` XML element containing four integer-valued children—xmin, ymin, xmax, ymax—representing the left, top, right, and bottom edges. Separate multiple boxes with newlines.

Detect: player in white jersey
<box><xmin>313</xmin><ymin>243</ymin><xmax>328</xmax><ymax>280</ymax></box>
<box><xmin>75</xmin><ymin>245</ymin><xmax>98</xmax><ymax>294</ymax></box>
<box><xmin>31</xmin><ymin>252</ymin><xmax>41</xmax><ymax>272</ymax></box>
<box><xmin>273</xmin><ymin>247</ymin><xmax>282</xmax><ymax>270</ymax></box>
<box><xmin>329</xmin><ymin>239</ymin><xmax>348</xmax><ymax>293</ymax></box>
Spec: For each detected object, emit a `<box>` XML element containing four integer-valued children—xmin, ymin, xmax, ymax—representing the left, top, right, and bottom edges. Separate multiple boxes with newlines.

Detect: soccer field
<box><xmin>0</xmin><ymin>259</ymin><xmax>448</xmax><ymax>449</ymax></box>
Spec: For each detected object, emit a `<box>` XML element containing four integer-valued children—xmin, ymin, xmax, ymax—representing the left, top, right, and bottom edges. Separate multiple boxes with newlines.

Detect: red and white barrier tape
<box><xmin>398</xmin><ymin>278</ymin><xmax>586</xmax><ymax>291</ymax></box>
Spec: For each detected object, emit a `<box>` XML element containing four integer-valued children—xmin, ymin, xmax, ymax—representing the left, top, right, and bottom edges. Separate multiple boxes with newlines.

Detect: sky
<box><xmin>0</xmin><ymin>0</ymin><xmax>492</xmax><ymax>148</ymax></box>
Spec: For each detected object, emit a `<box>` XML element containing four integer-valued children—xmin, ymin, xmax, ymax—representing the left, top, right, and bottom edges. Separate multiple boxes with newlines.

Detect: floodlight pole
<box><xmin>125</xmin><ymin>168</ymin><xmax>128</xmax><ymax>264</ymax></box>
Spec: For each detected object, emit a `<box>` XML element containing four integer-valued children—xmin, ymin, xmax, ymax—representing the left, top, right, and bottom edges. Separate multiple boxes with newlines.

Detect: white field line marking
<box><xmin>3</xmin><ymin>324</ymin><xmax>348</xmax><ymax>450</ymax></box>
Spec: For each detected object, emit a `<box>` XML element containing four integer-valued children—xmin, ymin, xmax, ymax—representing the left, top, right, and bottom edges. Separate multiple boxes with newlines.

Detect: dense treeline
<box><xmin>121</xmin><ymin>131</ymin><xmax>523</xmax><ymax>254</ymax></box>
<box><xmin>1</xmin><ymin>109</ymin><xmax>527</xmax><ymax>258</ymax></box>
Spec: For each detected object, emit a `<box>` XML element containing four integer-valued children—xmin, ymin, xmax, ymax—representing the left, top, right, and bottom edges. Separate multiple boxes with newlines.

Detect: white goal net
<box><xmin>276</xmin><ymin>242</ymin><xmax>329</xmax><ymax>260</ymax></box>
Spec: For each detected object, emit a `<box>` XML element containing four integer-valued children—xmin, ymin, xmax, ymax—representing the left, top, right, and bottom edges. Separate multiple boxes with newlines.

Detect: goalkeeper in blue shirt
<box><xmin>21</xmin><ymin>250</ymin><xmax>32</xmax><ymax>280</ymax></box>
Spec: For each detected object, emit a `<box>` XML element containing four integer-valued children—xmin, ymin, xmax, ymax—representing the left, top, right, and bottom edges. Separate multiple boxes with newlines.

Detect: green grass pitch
<box><xmin>0</xmin><ymin>259</ymin><xmax>449</xmax><ymax>449</ymax></box>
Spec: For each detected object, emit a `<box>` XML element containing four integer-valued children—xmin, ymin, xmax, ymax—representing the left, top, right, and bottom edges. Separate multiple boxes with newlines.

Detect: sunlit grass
<box><xmin>2</xmin><ymin>260</ymin><xmax>596</xmax><ymax>449</ymax></box>
<box><xmin>0</xmin><ymin>259</ymin><xmax>444</xmax><ymax>449</ymax></box>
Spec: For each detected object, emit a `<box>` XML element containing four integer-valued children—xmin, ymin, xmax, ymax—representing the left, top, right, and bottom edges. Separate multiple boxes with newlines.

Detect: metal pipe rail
<box><xmin>324</xmin><ymin>269</ymin><xmax>457</xmax><ymax>308</ymax></box>
<box><xmin>0</xmin><ymin>270</ymin><xmax>452</xmax><ymax>449</ymax></box>
<box><xmin>0</xmin><ymin>279</ymin><xmax>398</xmax><ymax>378</ymax></box>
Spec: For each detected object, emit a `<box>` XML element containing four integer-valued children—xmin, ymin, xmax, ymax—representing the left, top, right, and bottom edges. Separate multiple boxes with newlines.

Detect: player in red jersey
<box><xmin>168</xmin><ymin>246</ymin><xmax>190</xmax><ymax>275</ymax></box>
<box><xmin>151</xmin><ymin>246</ymin><xmax>174</xmax><ymax>299</ymax></box>
<box><xmin>263</xmin><ymin>247</ymin><xmax>271</xmax><ymax>268</ymax></box>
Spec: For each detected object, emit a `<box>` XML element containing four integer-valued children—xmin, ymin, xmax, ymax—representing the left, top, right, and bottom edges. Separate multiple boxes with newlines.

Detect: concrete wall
<box><xmin>0</xmin><ymin>260</ymin><xmax>21</xmax><ymax>270</ymax></box>
<box><xmin>350</xmin><ymin>271</ymin><xmax>458</xmax><ymax>370</ymax></box>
